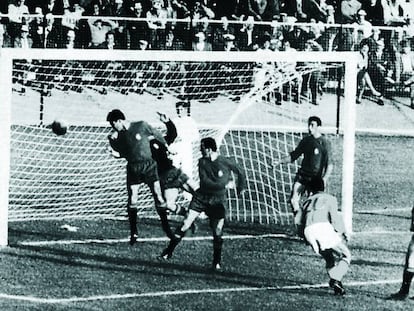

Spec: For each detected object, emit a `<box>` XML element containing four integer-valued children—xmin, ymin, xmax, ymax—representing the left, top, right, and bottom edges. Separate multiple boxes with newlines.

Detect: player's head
<box><xmin>308</xmin><ymin>116</ymin><xmax>322</xmax><ymax>136</ymax></box>
<box><xmin>107</xmin><ymin>109</ymin><xmax>126</xmax><ymax>130</ymax></box>
<box><xmin>307</xmin><ymin>176</ymin><xmax>325</xmax><ymax>193</ymax></box>
<box><xmin>200</xmin><ymin>137</ymin><xmax>217</xmax><ymax>157</ymax></box>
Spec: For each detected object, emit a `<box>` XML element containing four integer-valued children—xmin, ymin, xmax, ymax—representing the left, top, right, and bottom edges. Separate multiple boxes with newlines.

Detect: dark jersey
<box><xmin>198</xmin><ymin>155</ymin><xmax>246</xmax><ymax>196</ymax></box>
<box><xmin>290</xmin><ymin>134</ymin><xmax>332</xmax><ymax>177</ymax></box>
<box><xmin>109</xmin><ymin>121</ymin><xmax>166</xmax><ymax>163</ymax></box>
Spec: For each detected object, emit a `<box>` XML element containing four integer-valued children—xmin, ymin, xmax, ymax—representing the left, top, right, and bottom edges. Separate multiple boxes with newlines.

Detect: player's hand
<box><xmin>107</xmin><ymin>147</ymin><xmax>120</xmax><ymax>158</ymax></box>
<box><xmin>157</xmin><ymin>111</ymin><xmax>169</xmax><ymax>123</ymax></box>
<box><xmin>225</xmin><ymin>180</ymin><xmax>236</xmax><ymax>190</ymax></box>
<box><xmin>108</xmin><ymin>131</ymin><xmax>118</xmax><ymax>140</ymax></box>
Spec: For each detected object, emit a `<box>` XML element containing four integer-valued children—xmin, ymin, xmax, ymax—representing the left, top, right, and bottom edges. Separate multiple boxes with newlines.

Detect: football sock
<box><xmin>400</xmin><ymin>270</ymin><xmax>414</xmax><ymax>294</ymax></box>
<box><xmin>127</xmin><ymin>207</ymin><xmax>138</xmax><ymax>236</ymax></box>
<box><xmin>213</xmin><ymin>236</ymin><xmax>223</xmax><ymax>265</ymax></box>
<box><xmin>328</xmin><ymin>260</ymin><xmax>349</xmax><ymax>282</ymax></box>
<box><xmin>157</xmin><ymin>209</ymin><xmax>174</xmax><ymax>239</ymax></box>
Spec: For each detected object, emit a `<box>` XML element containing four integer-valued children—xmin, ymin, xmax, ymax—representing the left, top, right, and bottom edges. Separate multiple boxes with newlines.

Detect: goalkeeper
<box><xmin>160</xmin><ymin>137</ymin><xmax>246</xmax><ymax>270</ymax></box>
<box><xmin>106</xmin><ymin>109</ymin><xmax>168</xmax><ymax>245</ymax></box>
<box><xmin>149</xmin><ymin>112</ymin><xmax>198</xmax><ymax>219</ymax></box>
<box><xmin>273</xmin><ymin>116</ymin><xmax>333</xmax><ymax>227</ymax></box>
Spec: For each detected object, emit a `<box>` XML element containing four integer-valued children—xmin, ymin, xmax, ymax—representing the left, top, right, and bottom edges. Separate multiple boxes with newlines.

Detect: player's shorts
<box><xmin>189</xmin><ymin>191</ymin><xmax>227</xmax><ymax>219</ymax></box>
<box><xmin>406</xmin><ymin>234</ymin><xmax>414</xmax><ymax>273</ymax></box>
<box><xmin>159</xmin><ymin>167</ymin><xmax>189</xmax><ymax>190</ymax></box>
<box><xmin>304</xmin><ymin>222</ymin><xmax>342</xmax><ymax>253</ymax></box>
<box><xmin>127</xmin><ymin>159</ymin><xmax>159</xmax><ymax>186</ymax></box>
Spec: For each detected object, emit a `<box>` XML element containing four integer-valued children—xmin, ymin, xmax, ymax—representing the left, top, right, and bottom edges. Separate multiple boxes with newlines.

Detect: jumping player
<box><xmin>301</xmin><ymin>176</ymin><xmax>351</xmax><ymax>296</ymax></box>
<box><xmin>106</xmin><ymin>109</ymin><xmax>167</xmax><ymax>245</ymax></box>
<box><xmin>160</xmin><ymin>137</ymin><xmax>246</xmax><ymax>270</ymax></box>
<box><xmin>150</xmin><ymin>112</ymin><xmax>198</xmax><ymax>216</ymax></box>
<box><xmin>389</xmin><ymin>205</ymin><xmax>414</xmax><ymax>300</ymax></box>
<box><xmin>273</xmin><ymin>116</ymin><xmax>333</xmax><ymax>227</ymax></box>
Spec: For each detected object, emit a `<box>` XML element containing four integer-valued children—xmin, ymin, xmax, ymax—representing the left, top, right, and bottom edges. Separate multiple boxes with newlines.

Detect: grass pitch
<box><xmin>1</xmin><ymin>134</ymin><xmax>413</xmax><ymax>310</ymax></box>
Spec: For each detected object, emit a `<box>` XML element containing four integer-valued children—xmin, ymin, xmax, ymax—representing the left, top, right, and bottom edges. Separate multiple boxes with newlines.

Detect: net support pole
<box><xmin>341</xmin><ymin>54</ymin><xmax>358</xmax><ymax>235</ymax></box>
<box><xmin>0</xmin><ymin>51</ymin><xmax>12</xmax><ymax>247</ymax></box>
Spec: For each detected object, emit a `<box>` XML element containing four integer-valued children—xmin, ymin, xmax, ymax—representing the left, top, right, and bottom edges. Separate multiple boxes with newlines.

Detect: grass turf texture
<box><xmin>1</xmin><ymin>134</ymin><xmax>413</xmax><ymax>310</ymax></box>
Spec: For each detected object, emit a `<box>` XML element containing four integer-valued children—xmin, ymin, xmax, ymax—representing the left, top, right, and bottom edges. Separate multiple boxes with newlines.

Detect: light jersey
<box><xmin>302</xmin><ymin>192</ymin><xmax>345</xmax><ymax>234</ymax></box>
<box><xmin>290</xmin><ymin>134</ymin><xmax>331</xmax><ymax>177</ymax></box>
<box><xmin>170</xmin><ymin>116</ymin><xmax>200</xmax><ymax>178</ymax></box>
<box><xmin>110</xmin><ymin>121</ymin><xmax>166</xmax><ymax>163</ymax></box>
<box><xmin>198</xmin><ymin>155</ymin><xmax>246</xmax><ymax>196</ymax></box>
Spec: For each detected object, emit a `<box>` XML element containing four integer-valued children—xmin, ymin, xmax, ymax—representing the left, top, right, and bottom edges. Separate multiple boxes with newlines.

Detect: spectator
<box><xmin>88</xmin><ymin>18</ymin><xmax>117</xmax><ymax>48</ymax></box>
<box><xmin>192</xmin><ymin>31</ymin><xmax>212</xmax><ymax>51</ymax></box>
<box><xmin>127</xmin><ymin>1</ymin><xmax>149</xmax><ymax>49</ymax></box>
<box><xmin>98</xmin><ymin>30</ymin><xmax>118</xmax><ymax>48</ymax></box>
<box><xmin>146</xmin><ymin>0</ymin><xmax>168</xmax><ymax>49</ymax></box>
<box><xmin>394</xmin><ymin>39</ymin><xmax>414</xmax><ymax>108</ymax></box>
<box><xmin>326</xmin><ymin>4</ymin><xmax>336</xmax><ymax>23</ymax></box>
<box><xmin>382</xmin><ymin>0</ymin><xmax>405</xmax><ymax>26</ymax></box>
<box><xmin>222</xmin><ymin>33</ymin><xmax>239</xmax><ymax>51</ymax></box>
<box><xmin>246</xmin><ymin>0</ymin><xmax>280</xmax><ymax>22</ymax></box>
<box><xmin>316</xmin><ymin>26</ymin><xmax>338</xmax><ymax>51</ymax></box>
<box><xmin>352</xmin><ymin>9</ymin><xmax>373</xmax><ymax>45</ymax></box>
<box><xmin>212</xmin><ymin>16</ymin><xmax>235</xmax><ymax>51</ymax></box>
<box><xmin>211</xmin><ymin>0</ymin><xmax>240</xmax><ymax>19</ymax></box>
<box><xmin>7</xmin><ymin>0</ymin><xmax>30</xmax><ymax>47</ymax></box>
<box><xmin>0</xmin><ymin>23</ymin><xmax>5</xmax><ymax>48</ymax></box>
<box><xmin>361</xmin><ymin>0</ymin><xmax>385</xmax><ymax>26</ymax></box>
<box><xmin>301</xmin><ymin>39</ymin><xmax>324</xmax><ymax>105</ymax></box>
<box><xmin>284</xmin><ymin>25</ymin><xmax>314</xmax><ymax>51</ymax></box>
<box><xmin>138</xmin><ymin>38</ymin><xmax>149</xmax><ymax>49</ymax></box>
<box><xmin>302</xmin><ymin>0</ymin><xmax>329</xmax><ymax>23</ymax></box>
<box><xmin>237</xmin><ymin>15</ymin><xmax>260</xmax><ymax>51</ymax></box>
<box><xmin>18</xmin><ymin>23</ymin><xmax>32</xmax><ymax>48</ymax></box>
<box><xmin>339</xmin><ymin>0</ymin><xmax>361</xmax><ymax>23</ymax></box>
<box><xmin>64</xmin><ymin>28</ymin><xmax>76</xmax><ymax>48</ymax></box>
<box><xmin>164</xmin><ymin>27</ymin><xmax>186</xmax><ymax>50</ymax></box>
<box><xmin>368</xmin><ymin>39</ymin><xmax>395</xmax><ymax>98</ymax></box>
<box><xmin>29</xmin><ymin>7</ymin><xmax>45</xmax><ymax>48</ymax></box>
<box><xmin>356</xmin><ymin>39</ymin><xmax>383</xmax><ymax>104</ymax></box>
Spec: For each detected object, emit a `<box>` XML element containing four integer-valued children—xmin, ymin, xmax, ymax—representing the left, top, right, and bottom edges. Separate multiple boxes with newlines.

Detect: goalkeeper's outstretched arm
<box><xmin>272</xmin><ymin>154</ymin><xmax>292</xmax><ymax>167</ymax></box>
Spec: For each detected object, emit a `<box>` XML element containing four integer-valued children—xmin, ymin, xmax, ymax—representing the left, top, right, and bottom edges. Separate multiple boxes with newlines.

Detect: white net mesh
<box><xmin>6</xmin><ymin>51</ymin><xmax>354</xmax><ymax>225</ymax></box>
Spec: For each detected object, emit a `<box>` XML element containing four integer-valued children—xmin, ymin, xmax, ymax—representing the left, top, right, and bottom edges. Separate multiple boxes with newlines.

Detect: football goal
<box><xmin>0</xmin><ymin>49</ymin><xmax>358</xmax><ymax>246</ymax></box>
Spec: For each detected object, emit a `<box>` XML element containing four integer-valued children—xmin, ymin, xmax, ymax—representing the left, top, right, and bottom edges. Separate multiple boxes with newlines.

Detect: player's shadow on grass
<box><xmin>10</xmin><ymin>244</ymin><xmax>295</xmax><ymax>288</ymax></box>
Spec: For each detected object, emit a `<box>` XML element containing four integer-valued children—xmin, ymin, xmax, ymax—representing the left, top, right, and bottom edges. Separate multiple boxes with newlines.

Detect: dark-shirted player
<box><xmin>106</xmin><ymin>109</ymin><xmax>167</xmax><ymax>245</ymax></box>
<box><xmin>160</xmin><ymin>137</ymin><xmax>246</xmax><ymax>270</ymax></box>
<box><xmin>273</xmin><ymin>116</ymin><xmax>333</xmax><ymax>226</ymax></box>
<box><xmin>300</xmin><ymin>177</ymin><xmax>351</xmax><ymax>296</ymax></box>
<box><xmin>389</xmin><ymin>205</ymin><xmax>414</xmax><ymax>300</ymax></box>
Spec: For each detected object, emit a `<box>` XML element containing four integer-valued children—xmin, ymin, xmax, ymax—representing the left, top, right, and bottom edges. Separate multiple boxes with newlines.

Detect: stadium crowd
<box><xmin>2</xmin><ymin>0</ymin><xmax>414</xmax><ymax>108</ymax></box>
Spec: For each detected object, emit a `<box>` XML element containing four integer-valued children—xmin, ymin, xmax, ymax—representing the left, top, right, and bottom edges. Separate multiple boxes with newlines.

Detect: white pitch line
<box><xmin>18</xmin><ymin>233</ymin><xmax>297</xmax><ymax>247</ymax></box>
<box><xmin>357</xmin><ymin>207</ymin><xmax>412</xmax><ymax>214</ymax></box>
<box><xmin>0</xmin><ymin>279</ymin><xmax>402</xmax><ymax>304</ymax></box>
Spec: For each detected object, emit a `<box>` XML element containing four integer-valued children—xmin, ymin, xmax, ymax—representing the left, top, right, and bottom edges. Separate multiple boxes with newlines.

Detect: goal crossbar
<box><xmin>0</xmin><ymin>49</ymin><xmax>358</xmax><ymax>246</ymax></box>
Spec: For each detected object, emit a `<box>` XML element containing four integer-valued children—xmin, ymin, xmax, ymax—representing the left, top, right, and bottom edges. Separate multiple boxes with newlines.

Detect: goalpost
<box><xmin>0</xmin><ymin>48</ymin><xmax>358</xmax><ymax>246</ymax></box>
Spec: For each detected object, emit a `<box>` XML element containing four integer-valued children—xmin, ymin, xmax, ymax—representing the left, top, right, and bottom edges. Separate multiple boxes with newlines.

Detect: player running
<box><xmin>106</xmin><ymin>109</ymin><xmax>168</xmax><ymax>245</ymax></box>
<box><xmin>273</xmin><ymin>116</ymin><xmax>333</xmax><ymax>225</ymax></box>
<box><xmin>389</xmin><ymin>204</ymin><xmax>414</xmax><ymax>300</ymax></box>
<box><xmin>300</xmin><ymin>176</ymin><xmax>351</xmax><ymax>296</ymax></box>
<box><xmin>159</xmin><ymin>137</ymin><xmax>246</xmax><ymax>270</ymax></box>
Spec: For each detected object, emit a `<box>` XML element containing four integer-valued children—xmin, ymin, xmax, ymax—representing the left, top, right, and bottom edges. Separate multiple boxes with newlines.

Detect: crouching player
<box><xmin>160</xmin><ymin>137</ymin><xmax>246</xmax><ymax>270</ymax></box>
<box><xmin>389</xmin><ymin>205</ymin><xmax>414</xmax><ymax>300</ymax></box>
<box><xmin>300</xmin><ymin>177</ymin><xmax>351</xmax><ymax>296</ymax></box>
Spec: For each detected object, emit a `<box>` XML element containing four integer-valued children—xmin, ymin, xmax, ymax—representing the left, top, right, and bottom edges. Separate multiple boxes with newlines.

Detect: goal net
<box><xmin>0</xmin><ymin>49</ymin><xmax>357</xmax><ymax>246</ymax></box>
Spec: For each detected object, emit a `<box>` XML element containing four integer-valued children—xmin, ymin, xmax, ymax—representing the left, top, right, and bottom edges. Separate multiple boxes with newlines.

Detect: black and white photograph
<box><xmin>0</xmin><ymin>0</ymin><xmax>413</xmax><ymax>310</ymax></box>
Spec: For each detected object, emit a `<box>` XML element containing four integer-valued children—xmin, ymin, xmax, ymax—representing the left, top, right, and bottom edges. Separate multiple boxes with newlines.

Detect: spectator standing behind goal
<box><xmin>300</xmin><ymin>176</ymin><xmax>351</xmax><ymax>296</ymax></box>
<box><xmin>160</xmin><ymin>137</ymin><xmax>246</xmax><ymax>271</ymax></box>
<box><xmin>389</xmin><ymin>205</ymin><xmax>414</xmax><ymax>300</ymax></box>
<box><xmin>273</xmin><ymin>116</ymin><xmax>333</xmax><ymax>224</ymax></box>
<box><xmin>106</xmin><ymin>109</ymin><xmax>168</xmax><ymax>245</ymax></box>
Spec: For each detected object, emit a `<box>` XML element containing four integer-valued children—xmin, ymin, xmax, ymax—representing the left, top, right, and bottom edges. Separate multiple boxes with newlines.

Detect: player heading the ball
<box><xmin>106</xmin><ymin>109</ymin><xmax>169</xmax><ymax>245</ymax></box>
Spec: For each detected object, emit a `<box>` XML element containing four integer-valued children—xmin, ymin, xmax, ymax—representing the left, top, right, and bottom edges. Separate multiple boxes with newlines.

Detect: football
<box><xmin>51</xmin><ymin>120</ymin><xmax>68</xmax><ymax>136</ymax></box>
